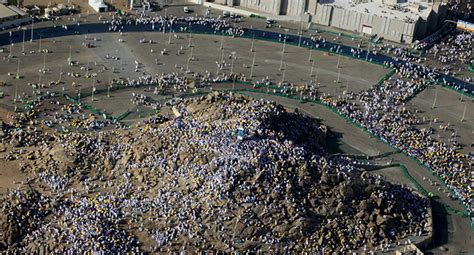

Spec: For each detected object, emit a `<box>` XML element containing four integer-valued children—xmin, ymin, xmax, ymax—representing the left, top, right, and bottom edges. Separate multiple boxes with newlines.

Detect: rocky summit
<box><xmin>0</xmin><ymin>92</ymin><xmax>429</xmax><ymax>253</ymax></box>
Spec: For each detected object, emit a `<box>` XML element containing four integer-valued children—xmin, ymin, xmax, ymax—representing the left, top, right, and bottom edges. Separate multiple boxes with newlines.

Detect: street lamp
<box><xmin>279</xmin><ymin>29</ymin><xmax>289</xmax><ymax>71</ymax></box>
<box><xmin>231</xmin><ymin>51</ymin><xmax>236</xmax><ymax>90</ymax></box>
<box><xmin>22</xmin><ymin>27</ymin><xmax>26</xmax><ymax>52</ymax></box>
<box><xmin>250</xmin><ymin>50</ymin><xmax>256</xmax><ymax>79</ymax></box>
<box><xmin>30</xmin><ymin>16</ymin><xmax>34</xmax><ymax>42</ymax></box>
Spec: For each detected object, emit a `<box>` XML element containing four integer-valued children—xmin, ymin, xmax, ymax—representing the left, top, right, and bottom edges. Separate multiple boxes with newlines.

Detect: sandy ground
<box><xmin>0</xmin><ymin>30</ymin><xmax>387</xmax><ymax>121</ymax></box>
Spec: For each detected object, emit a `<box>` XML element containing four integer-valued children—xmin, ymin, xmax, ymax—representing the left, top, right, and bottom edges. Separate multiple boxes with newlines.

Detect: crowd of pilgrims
<box><xmin>426</xmin><ymin>31</ymin><xmax>473</xmax><ymax>81</ymax></box>
<box><xmin>107</xmin><ymin>12</ymin><xmax>244</xmax><ymax>37</ymax></box>
<box><xmin>0</xmin><ymin>9</ymin><xmax>471</xmax><ymax>253</ymax></box>
<box><xmin>276</xmin><ymin>62</ymin><xmax>471</xmax><ymax>218</ymax></box>
<box><xmin>1</xmin><ymin>92</ymin><xmax>430</xmax><ymax>254</ymax></box>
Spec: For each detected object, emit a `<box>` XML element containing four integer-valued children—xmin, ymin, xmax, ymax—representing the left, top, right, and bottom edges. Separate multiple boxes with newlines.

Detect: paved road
<box><xmin>0</xmin><ymin>13</ymin><xmax>472</xmax><ymax>95</ymax></box>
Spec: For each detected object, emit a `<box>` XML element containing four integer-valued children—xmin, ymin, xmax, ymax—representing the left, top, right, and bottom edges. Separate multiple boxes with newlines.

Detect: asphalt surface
<box><xmin>0</xmin><ymin>13</ymin><xmax>472</xmax><ymax>95</ymax></box>
<box><xmin>0</xmin><ymin>8</ymin><xmax>472</xmax><ymax>254</ymax></box>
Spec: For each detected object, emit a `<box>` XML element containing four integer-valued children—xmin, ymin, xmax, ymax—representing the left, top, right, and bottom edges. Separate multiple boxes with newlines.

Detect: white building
<box><xmin>200</xmin><ymin>0</ymin><xmax>447</xmax><ymax>43</ymax></box>
<box><xmin>212</xmin><ymin>0</ymin><xmax>307</xmax><ymax>17</ymax></box>
<box><xmin>308</xmin><ymin>0</ymin><xmax>447</xmax><ymax>43</ymax></box>
<box><xmin>88</xmin><ymin>0</ymin><xmax>108</xmax><ymax>13</ymax></box>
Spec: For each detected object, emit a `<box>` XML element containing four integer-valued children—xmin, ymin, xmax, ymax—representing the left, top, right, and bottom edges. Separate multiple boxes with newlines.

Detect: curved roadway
<box><xmin>0</xmin><ymin>16</ymin><xmax>473</xmax><ymax>95</ymax></box>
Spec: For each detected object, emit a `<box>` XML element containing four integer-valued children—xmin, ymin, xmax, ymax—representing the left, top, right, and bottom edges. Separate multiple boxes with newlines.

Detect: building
<box><xmin>89</xmin><ymin>0</ymin><xmax>108</xmax><ymax>13</ymax></box>
<box><xmin>0</xmin><ymin>4</ymin><xmax>31</xmax><ymax>29</ymax></box>
<box><xmin>211</xmin><ymin>0</ymin><xmax>307</xmax><ymax>17</ymax></box>
<box><xmin>202</xmin><ymin>0</ymin><xmax>448</xmax><ymax>43</ymax></box>
<box><xmin>307</xmin><ymin>0</ymin><xmax>447</xmax><ymax>43</ymax></box>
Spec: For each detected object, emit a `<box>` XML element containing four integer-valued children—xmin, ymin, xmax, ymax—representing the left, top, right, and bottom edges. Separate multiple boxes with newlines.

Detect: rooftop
<box><xmin>319</xmin><ymin>0</ymin><xmax>435</xmax><ymax>22</ymax></box>
<box><xmin>7</xmin><ymin>5</ymin><xmax>28</xmax><ymax>16</ymax></box>
<box><xmin>0</xmin><ymin>4</ymin><xmax>18</xmax><ymax>19</ymax></box>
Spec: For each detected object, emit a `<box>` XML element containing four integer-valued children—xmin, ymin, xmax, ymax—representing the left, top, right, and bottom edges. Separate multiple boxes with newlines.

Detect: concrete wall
<box><xmin>285</xmin><ymin>0</ymin><xmax>306</xmax><ymax>16</ymax></box>
<box><xmin>239</xmin><ymin>0</ymin><xmax>281</xmax><ymax>15</ymax></box>
<box><xmin>0</xmin><ymin>16</ymin><xmax>30</xmax><ymax>29</ymax></box>
<box><xmin>312</xmin><ymin>3</ymin><xmax>422</xmax><ymax>43</ymax></box>
<box><xmin>307</xmin><ymin>0</ymin><xmax>317</xmax><ymax>15</ymax></box>
<box><xmin>313</xmin><ymin>3</ymin><xmax>332</xmax><ymax>26</ymax></box>
<box><xmin>209</xmin><ymin>0</ymin><xmax>305</xmax><ymax>16</ymax></box>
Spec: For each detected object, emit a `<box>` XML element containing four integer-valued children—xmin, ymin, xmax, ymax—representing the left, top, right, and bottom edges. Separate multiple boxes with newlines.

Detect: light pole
<box><xmin>16</xmin><ymin>59</ymin><xmax>20</xmax><ymax>79</ymax></box>
<box><xmin>308</xmin><ymin>46</ymin><xmax>312</xmax><ymax>62</ymax></box>
<box><xmin>8</xmin><ymin>42</ymin><xmax>13</xmax><ymax>59</ymax></box>
<box><xmin>281</xmin><ymin>64</ymin><xmax>286</xmax><ymax>84</ymax></box>
<box><xmin>30</xmin><ymin>16</ymin><xmax>34</xmax><ymax>42</ymax></box>
<box><xmin>336</xmin><ymin>67</ymin><xmax>341</xmax><ymax>83</ymax></box>
<box><xmin>41</xmin><ymin>52</ymin><xmax>47</xmax><ymax>74</ymax></box>
<box><xmin>231</xmin><ymin>51</ymin><xmax>236</xmax><ymax>90</ymax></box>
<box><xmin>220</xmin><ymin>49</ymin><xmax>225</xmax><ymax>67</ymax></box>
<box><xmin>461</xmin><ymin>102</ymin><xmax>467</xmax><ymax>122</ymax></box>
<box><xmin>365</xmin><ymin>42</ymin><xmax>370</xmax><ymax>62</ymax></box>
<box><xmin>38</xmin><ymin>35</ymin><xmax>42</xmax><ymax>52</ymax></box>
<box><xmin>279</xmin><ymin>29</ymin><xmax>288</xmax><ymax>71</ymax></box>
<box><xmin>22</xmin><ymin>28</ymin><xmax>25</xmax><ymax>52</ymax></box>
<box><xmin>298</xmin><ymin>16</ymin><xmax>303</xmax><ymax>47</ymax></box>
<box><xmin>220</xmin><ymin>33</ymin><xmax>224</xmax><ymax>50</ymax></box>
<box><xmin>58</xmin><ymin>66</ymin><xmax>63</xmax><ymax>82</ymax></box>
<box><xmin>186</xmin><ymin>47</ymin><xmax>194</xmax><ymax>73</ymax></box>
<box><xmin>230</xmin><ymin>51</ymin><xmax>236</xmax><ymax>74</ymax></box>
<box><xmin>250</xmin><ymin>33</ymin><xmax>255</xmax><ymax>52</ymax></box>
<box><xmin>68</xmin><ymin>46</ymin><xmax>72</xmax><ymax>64</ymax></box>
<box><xmin>92</xmin><ymin>78</ymin><xmax>96</xmax><ymax>101</ymax></box>
<box><xmin>250</xmin><ymin>50</ymin><xmax>256</xmax><ymax>79</ymax></box>
<box><xmin>86</xmin><ymin>60</ymin><xmax>90</xmax><ymax>77</ymax></box>
<box><xmin>14</xmin><ymin>82</ymin><xmax>17</xmax><ymax>103</ymax></box>
<box><xmin>432</xmin><ymin>87</ymin><xmax>438</xmax><ymax>109</ymax></box>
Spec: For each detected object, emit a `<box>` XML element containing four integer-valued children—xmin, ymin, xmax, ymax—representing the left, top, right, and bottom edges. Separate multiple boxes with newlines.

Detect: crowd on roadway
<box><xmin>297</xmin><ymin>64</ymin><xmax>471</xmax><ymax>216</ymax></box>
<box><xmin>426</xmin><ymin>31</ymin><xmax>473</xmax><ymax>81</ymax></box>
<box><xmin>107</xmin><ymin>12</ymin><xmax>245</xmax><ymax>37</ymax></box>
<box><xmin>0</xmin><ymin>9</ymin><xmax>471</xmax><ymax>253</ymax></box>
